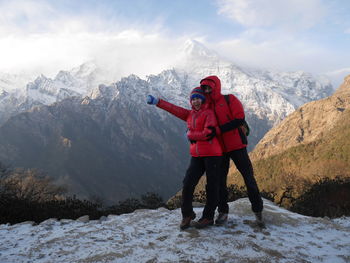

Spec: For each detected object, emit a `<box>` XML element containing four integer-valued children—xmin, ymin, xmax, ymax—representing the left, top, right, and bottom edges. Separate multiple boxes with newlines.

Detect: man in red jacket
<box><xmin>200</xmin><ymin>75</ymin><xmax>264</xmax><ymax>225</ymax></box>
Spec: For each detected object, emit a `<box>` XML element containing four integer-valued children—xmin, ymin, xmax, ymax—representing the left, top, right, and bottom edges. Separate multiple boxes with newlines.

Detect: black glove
<box><xmin>206</xmin><ymin>126</ymin><xmax>216</xmax><ymax>140</ymax></box>
<box><xmin>219</xmin><ymin>119</ymin><xmax>245</xmax><ymax>133</ymax></box>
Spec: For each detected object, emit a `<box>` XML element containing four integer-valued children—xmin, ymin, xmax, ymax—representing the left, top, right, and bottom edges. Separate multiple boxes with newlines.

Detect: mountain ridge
<box><xmin>251</xmin><ymin>74</ymin><xmax>350</xmax><ymax>160</ymax></box>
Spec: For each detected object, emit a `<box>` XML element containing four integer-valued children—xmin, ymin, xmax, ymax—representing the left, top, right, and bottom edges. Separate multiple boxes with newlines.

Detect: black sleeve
<box><xmin>219</xmin><ymin>118</ymin><xmax>245</xmax><ymax>133</ymax></box>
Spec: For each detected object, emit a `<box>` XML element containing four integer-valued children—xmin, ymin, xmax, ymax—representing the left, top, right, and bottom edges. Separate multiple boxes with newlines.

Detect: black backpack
<box><xmin>224</xmin><ymin>95</ymin><xmax>250</xmax><ymax>136</ymax></box>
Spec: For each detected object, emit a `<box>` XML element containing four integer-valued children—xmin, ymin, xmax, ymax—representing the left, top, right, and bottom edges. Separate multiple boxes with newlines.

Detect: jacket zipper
<box><xmin>192</xmin><ymin>112</ymin><xmax>200</xmax><ymax>156</ymax></box>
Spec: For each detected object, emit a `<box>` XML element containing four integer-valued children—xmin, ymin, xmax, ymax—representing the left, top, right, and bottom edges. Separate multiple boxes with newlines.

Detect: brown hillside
<box><xmin>251</xmin><ymin>75</ymin><xmax>350</xmax><ymax>161</ymax></box>
<box><xmin>226</xmin><ymin>74</ymin><xmax>350</xmax><ymax>207</ymax></box>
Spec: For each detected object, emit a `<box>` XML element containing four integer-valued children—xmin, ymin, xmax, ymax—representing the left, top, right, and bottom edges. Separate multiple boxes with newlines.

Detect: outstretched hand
<box><xmin>146</xmin><ymin>95</ymin><xmax>159</xmax><ymax>105</ymax></box>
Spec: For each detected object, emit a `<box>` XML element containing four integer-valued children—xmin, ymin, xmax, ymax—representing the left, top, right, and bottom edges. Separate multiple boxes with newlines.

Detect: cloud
<box><xmin>0</xmin><ymin>0</ymin><xmax>55</xmax><ymax>35</ymax></box>
<box><xmin>216</xmin><ymin>0</ymin><xmax>326</xmax><ymax>30</ymax></box>
<box><xmin>0</xmin><ymin>28</ymin><xmax>186</xmax><ymax>81</ymax></box>
<box><xmin>0</xmin><ymin>0</ymin><xmax>185</xmax><ymax>80</ymax></box>
<box><xmin>212</xmin><ymin>0</ymin><xmax>350</xmax><ymax>82</ymax></box>
<box><xmin>211</xmin><ymin>31</ymin><xmax>337</xmax><ymax>74</ymax></box>
<box><xmin>0</xmin><ymin>0</ymin><xmax>348</xmax><ymax>87</ymax></box>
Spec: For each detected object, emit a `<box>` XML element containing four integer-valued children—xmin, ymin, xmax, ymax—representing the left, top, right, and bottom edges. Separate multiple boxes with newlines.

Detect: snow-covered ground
<box><xmin>0</xmin><ymin>198</ymin><xmax>349</xmax><ymax>263</ymax></box>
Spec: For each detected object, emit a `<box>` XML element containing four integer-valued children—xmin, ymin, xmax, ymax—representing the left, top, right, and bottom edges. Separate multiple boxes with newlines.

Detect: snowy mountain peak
<box><xmin>89</xmin><ymin>83</ymin><xmax>118</xmax><ymax>100</ymax></box>
<box><xmin>0</xmin><ymin>72</ymin><xmax>33</xmax><ymax>91</ymax></box>
<box><xmin>70</xmin><ymin>61</ymin><xmax>98</xmax><ymax>78</ymax></box>
<box><xmin>181</xmin><ymin>39</ymin><xmax>219</xmax><ymax>60</ymax></box>
<box><xmin>55</xmin><ymin>71</ymin><xmax>75</xmax><ymax>85</ymax></box>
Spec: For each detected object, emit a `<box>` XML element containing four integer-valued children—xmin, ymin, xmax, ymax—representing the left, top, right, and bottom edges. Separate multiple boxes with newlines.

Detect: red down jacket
<box><xmin>200</xmin><ymin>75</ymin><xmax>247</xmax><ymax>152</ymax></box>
<box><xmin>156</xmin><ymin>99</ymin><xmax>222</xmax><ymax>157</ymax></box>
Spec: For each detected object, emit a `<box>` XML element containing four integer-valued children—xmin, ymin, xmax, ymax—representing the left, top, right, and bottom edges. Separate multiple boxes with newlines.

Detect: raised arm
<box><xmin>156</xmin><ymin>98</ymin><xmax>190</xmax><ymax>122</ymax></box>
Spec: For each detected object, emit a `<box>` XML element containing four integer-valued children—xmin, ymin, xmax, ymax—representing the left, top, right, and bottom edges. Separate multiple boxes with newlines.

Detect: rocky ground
<box><xmin>0</xmin><ymin>198</ymin><xmax>349</xmax><ymax>263</ymax></box>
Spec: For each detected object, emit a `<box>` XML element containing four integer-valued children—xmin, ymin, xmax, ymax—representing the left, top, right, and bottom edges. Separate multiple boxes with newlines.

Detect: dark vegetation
<box><xmin>291</xmin><ymin>177</ymin><xmax>350</xmax><ymax>218</ymax></box>
<box><xmin>167</xmin><ymin>184</ymin><xmax>276</xmax><ymax>211</ymax></box>
<box><xmin>167</xmin><ymin>177</ymin><xmax>350</xmax><ymax>219</ymax></box>
<box><xmin>191</xmin><ymin>184</ymin><xmax>274</xmax><ymax>205</ymax></box>
<box><xmin>0</xmin><ymin>163</ymin><xmax>164</xmax><ymax>225</ymax></box>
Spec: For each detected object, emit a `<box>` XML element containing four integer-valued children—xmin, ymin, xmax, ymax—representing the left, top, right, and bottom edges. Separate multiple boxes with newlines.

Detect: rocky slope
<box><xmin>0</xmin><ymin>78</ymin><xmax>189</xmax><ymax>203</ymax></box>
<box><xmin>251</xmin><ymin>74</ymin><xmax>350</xmax><ymax>160</ymax></box>
<box><xmin>0</xmin><ymin>62</ymin><xmax>107</xmax><ymax>125</ymax></box>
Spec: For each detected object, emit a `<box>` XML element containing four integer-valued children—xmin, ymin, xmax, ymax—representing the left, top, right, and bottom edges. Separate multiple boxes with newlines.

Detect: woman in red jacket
<box><xmin>147</xmin><ymin>87</ymin><xmax>223</xmax><ymax>229</ymax></box>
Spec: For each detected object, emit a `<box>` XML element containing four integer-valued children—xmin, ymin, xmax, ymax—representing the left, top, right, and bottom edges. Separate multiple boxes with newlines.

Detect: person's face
<box><xmin>191</xmin><ymin>97</ymin><xmax>202</xmax><ymax>110</ymax></box>
<box><xmin>201</xmin><ymin>85</ymin><xmax>212</xmax><ymax>94</ymax></box>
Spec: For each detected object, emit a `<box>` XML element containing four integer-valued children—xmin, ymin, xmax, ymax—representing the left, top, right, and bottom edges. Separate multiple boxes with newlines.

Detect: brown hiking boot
<box><xmin>180</xmin><ymin>212</ymin><xmax>196</xmax><ymax>230</ymax></box>
<box><xmin>215</xmin><ymin>213</ymin><xmax>228</xmax><ymax>226</ymax></box>
<box><xmin>194</xmin><ymin>218</ymin><xmax>214</xmax><ymax>229</ymax></box>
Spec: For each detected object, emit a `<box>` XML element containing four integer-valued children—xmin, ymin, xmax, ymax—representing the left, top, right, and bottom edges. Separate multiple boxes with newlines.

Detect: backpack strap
<box><xmin>224</xmin><ymin>94</ymin><xmax>230</xmax><ymax>106</ymax></box>
<box><xmin>223</xmin><ymin>94</ymin><xmax>250</xmax><ymax>136</ymax></box>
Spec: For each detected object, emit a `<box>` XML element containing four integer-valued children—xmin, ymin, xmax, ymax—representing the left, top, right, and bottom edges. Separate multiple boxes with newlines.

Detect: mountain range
<box><xmin>0</xmin><ymin>40</ymin><xmax>334</xmax><ymax>144</ymax></box>
<box><xmin>0</xmin><ymin>40</ymin><xmax>336</xmax><ymax>202</ymax></box>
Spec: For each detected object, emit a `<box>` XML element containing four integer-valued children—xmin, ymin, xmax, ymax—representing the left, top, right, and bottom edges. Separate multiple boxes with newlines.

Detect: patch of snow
<box><xmin>0</xmin><ymin>198</ymin><xmax>348</xmax><ymax>263</ymax></box>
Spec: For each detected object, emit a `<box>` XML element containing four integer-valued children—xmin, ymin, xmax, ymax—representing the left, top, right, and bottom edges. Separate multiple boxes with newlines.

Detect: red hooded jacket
<box><xmin>156</xmin><ymin>92</ymin><xmax>223</xmax><ymax>157</ymax></box>
<box><xmin>200</xmin><ymin>75</ymin><xmax>247</xmax><ymax>152</ymax></box>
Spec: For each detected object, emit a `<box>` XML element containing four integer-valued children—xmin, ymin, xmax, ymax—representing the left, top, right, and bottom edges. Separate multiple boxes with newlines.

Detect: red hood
<box><xmin>200</xmin><ymin>75</ymin><xmax>222</xmax><ymax>102</ymax></box>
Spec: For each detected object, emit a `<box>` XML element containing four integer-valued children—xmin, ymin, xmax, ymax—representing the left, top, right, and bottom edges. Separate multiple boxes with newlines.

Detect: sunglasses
<box><xmin>200</xmin><ymin>85</ymin><xmax>212</xmax><ymax>91</ymax></box>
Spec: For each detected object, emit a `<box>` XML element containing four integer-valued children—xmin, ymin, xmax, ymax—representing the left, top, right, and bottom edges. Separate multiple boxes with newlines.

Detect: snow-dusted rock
<box><xmin>76</xmin><ymin>215</ymin><xmax>89</xmax><ymax>223</ymax></box>
<box><xmin>39</xmin><ymin>218</ymin><xmax>58</xmax><ymax>226</ymax></box>
<box><xmin>0</xmin><ymin>61</ymin><xmax>107</xmax><ymax>125</ymax></box>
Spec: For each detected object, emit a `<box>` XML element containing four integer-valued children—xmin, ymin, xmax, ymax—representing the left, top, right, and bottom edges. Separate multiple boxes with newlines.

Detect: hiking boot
<box><xmin>180</xmin><ymin>212</ymin><xmax>196</xmax><ymax>230</ymax></box>
<box><xmin>194</xmin><ymin>217</ymin><xmax>214</xmax><ymax>229</ymax></box>
<box><xmin>215</xmin><ymin>213</ymin><xmax>228</xmax><ymax>226</ymax></box>
<box><xmin>254</xmin><ymin>212</ymin><xmax>265</xmax><ymax>227</ymax></box>
<box><xmin>254</xmin><ymin>212</ymin><xmax>262</xmax><ymax>222</ymax></box>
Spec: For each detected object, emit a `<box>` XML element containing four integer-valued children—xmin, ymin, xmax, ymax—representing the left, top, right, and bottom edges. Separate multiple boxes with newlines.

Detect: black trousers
<box><xmin>218</xmin><ymin>147</ymin><xmax>263</xmax><ymax>213</ymax></box>
<box><xmin>181</xmin><ymin>156</ymin><xmax>222</xmax><ymax>220</ymax></box>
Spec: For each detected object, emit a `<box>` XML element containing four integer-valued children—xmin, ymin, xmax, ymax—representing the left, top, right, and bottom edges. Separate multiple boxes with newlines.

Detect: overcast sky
<box><xmin>0</xmin><ymin>0</ymin><xmax>349</xmax><ymax>86</ymax></box>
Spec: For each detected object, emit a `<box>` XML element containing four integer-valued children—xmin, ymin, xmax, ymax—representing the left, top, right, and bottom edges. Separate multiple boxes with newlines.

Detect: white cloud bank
<box><xmin>0</xmin><ymin>30</ymin><xmax>184</xmax><ymax>80</ymax></box>
<box><xmin>213</xmin><ymin>0</ymin><xmax>350</xmax><ymax>84</ymax></box>
<box><xmin>216</xmin><ymin>0</ymin><xmax>326</xmax><ymax>30</ymax></box>
<box><xmin>0</xmin><ymin>0</ymin><xmax>186</xmax><ymax>80</ymax></box>
<box><xmin>210</xmin><ymin>31</ymin><xmax>330</xmax><ymax>73</ymax></box>
<box><xmin>213</xmin><ymin>0</ymin><xmax>328</xmax><ymax>71</ymax></box>
<box><xmin>0</xmin><ymin>0</ymin><xmax>349</xmax><ymax>87</ymax></box>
